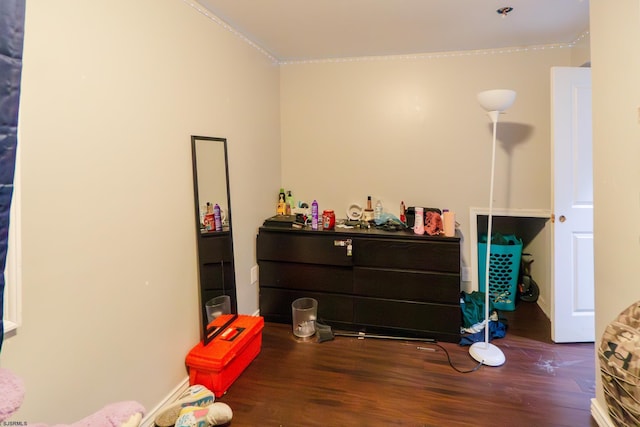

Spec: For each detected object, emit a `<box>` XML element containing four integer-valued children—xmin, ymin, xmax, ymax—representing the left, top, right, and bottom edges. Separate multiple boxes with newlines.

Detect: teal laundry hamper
<box><xmin>478</xmin><ymin>234</ymin><xmax>522</xmax><ymax>311</ymax></box>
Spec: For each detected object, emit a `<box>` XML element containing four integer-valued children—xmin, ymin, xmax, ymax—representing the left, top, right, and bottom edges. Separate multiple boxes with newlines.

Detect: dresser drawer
<box><xmin>353</xmin><ymin>267</ymin><xmax>459</xmax><ymax>304</ymax></box>
<box><xmin>258</xmin><ymin>231</ymin><xmax>353</xmax><ymax>266</ymax></box>
<box><xmin>353</xmin><ymin>238</ymin><xmax>460</xmax><ymax>273</ymax></box>
<box><xmin>354</xmin><ymin>298</ymin><xmax>461</xmax><ymax>338</ymax></box>
<box><xmin>260</xmin><ymin>261</ymin><xmax>352</xmax><ymax>294</ymax></box>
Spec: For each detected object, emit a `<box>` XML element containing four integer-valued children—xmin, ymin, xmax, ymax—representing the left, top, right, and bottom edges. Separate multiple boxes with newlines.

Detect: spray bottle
<box><xmin>213</xmin><ymin>203</ymin><xmax>223</xmax><ymax>231</ymax></box>
<box><xmin>311</xmin><ymin>200</ymin><xmax>319</xmax><ymax>230</ymax></box>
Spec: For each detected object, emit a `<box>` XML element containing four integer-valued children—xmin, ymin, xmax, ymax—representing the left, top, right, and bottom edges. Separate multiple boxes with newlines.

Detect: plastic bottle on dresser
<box><xmin>363</xmin><ymin>195</ymin><xmax>374</xmax><ymax>222</ymax></box>
<box><xmin>277</xmin><ymin>193</ymin><xmax>286</xmax><ymax>215</ymax></box>
<box><xmin>442</xmin><ymin>209</ymin><xmax>455</xmax><ymax>237</ymax></box>
<box><xmin>286</xmin><ymin>191</ymin><xmax>294</xmax><ymax>215</ymax></box>
<box><xmin>414</xmin><ymin>206</ymin><xmax>425</xmax><ymax>235</ymax></box>
<box><xmin>400</xmin><ymin>201</ymin><xmax>406</xmax><ymax>224</ymax></box>
<box><xmin>277</xmin><ymin>188</ymin><xmax>286</xmax><ymax>215</ymax></box>
<box><xmin>374</xmin><ymin>200</ymin><xmax>383</xmax><ymax>222</ymax></box>
<box><xmin>311</xmin><ymin>200</ymin><xmax>319</xmax><ymax>230</ymax></box>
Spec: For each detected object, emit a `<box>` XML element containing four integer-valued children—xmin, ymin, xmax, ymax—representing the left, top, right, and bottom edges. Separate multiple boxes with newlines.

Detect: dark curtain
<box><xmin>0</xmin><ymin>0</ymin><xmax>26</xmax><ymax>352</ymax></box>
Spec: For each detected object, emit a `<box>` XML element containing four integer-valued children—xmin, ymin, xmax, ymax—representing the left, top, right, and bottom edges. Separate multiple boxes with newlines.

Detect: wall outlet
<box><xmin>461</xmin><ymin>267</ymin><xmax>470</xmax><ymax>282</ymax></box>
<box><xmin>250</xmin><ymin>265</ymin><xmax>258</xmax><ymax>284</ymax></box>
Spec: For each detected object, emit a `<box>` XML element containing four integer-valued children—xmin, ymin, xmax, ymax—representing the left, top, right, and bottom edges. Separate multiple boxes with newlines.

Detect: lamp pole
<box><xmin>469</xmin><ymin>90</ymin><xmax>516</xmax><ymax>367</ymax></box>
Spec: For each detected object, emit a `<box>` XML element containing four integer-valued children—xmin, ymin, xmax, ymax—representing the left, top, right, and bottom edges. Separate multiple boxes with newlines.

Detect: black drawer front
<box><xmin>353</xmin><ymin>238</ymin><xmax>459</xmax><ymax>273</ymax></box>
<box><xmin>353</xmin><ymin>298</ymin><xmax>461</xmax><ymax>336</ymax></box>
<box><xmin>260</xmin><ymin>261</ymin><xmax>352</xmax><ymax>294</ymax></box>
<box><xmin>257</xmin><ymin>232</ymin><xmax>352</xmax><ymax>266</ymax></box>
<box><xmin>198</xmin><ymin>234</ymin><xmax>232</xmax><ymax>263</ymax></box>
<box><xmin>259</xmin><ymin>288</ymin><xmax>353</xmax><ymax>323</ymax></box>
<box><xmin>353</xmin><ymin>268</ymin><xmax>459</xmax><ymax>304</ymax></box>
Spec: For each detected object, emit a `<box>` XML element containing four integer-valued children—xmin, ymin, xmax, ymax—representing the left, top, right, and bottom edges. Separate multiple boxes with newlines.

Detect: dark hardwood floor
<box><xmin>218</xmin><ymin>302</ymin><xmax>597</xmax><ymax>426</ymax></box>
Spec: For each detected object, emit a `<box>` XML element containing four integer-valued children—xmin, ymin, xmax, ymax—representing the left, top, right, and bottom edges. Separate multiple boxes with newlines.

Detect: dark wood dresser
<box><xmin>257</xmin><ymin>226</ymin><xmax>461</xmax><ymax>342</ymax></box>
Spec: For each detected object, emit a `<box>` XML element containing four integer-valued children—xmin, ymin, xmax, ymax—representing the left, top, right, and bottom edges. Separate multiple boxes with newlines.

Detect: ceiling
<box><xmin>195</xmin><ymin>0</ymin><xmax>590</xmax><ymax>63</ymax></box>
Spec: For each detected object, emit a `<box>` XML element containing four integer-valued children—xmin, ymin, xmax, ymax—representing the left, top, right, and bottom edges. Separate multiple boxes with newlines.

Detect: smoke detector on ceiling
<box><xmin>497</xmin><ymin>7</ymin><xmax>514</xmax><ymax>17</ymax></box>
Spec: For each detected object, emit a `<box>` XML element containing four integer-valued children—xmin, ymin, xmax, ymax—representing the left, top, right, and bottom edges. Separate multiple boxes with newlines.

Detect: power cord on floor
<box><xmin>416</xmin><ymin>342</ymin><xmax>483</xmax><ymax>373</ymax></box>
<box><xmin>328</xmin><ymin>329</ymin><xmax>484</xmax><ymax>374</ymax></box>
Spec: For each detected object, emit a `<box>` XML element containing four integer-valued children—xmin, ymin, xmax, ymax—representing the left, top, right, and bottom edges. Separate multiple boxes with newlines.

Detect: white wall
<box><xmin>590</xmin><ymin>0</ymin><xmax>640</xmax><ymax>417</ymax></box>
<box><xmin>1</xmin><ymin>0</ymin><xmax>280</xmax><ymax>423</ymax></box>
<box><xmin>280</xmin><ymin>47</ymin><xmax>573</xmax><ymax>292</ymax></box>
<box><xmin>571</xmin><ymin>31</ymin><xmax>591</xmax><ymax>67</ymax></box>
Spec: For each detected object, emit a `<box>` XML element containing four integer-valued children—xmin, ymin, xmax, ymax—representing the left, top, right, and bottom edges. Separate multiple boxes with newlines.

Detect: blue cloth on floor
<box><xmin>460</xmin><ymin>291</ymin><xmax>495</xmax><ymax>328</ymax></box>
<box><xmin>459</xmin><ymin>320</ymin><xmax>507</xmax><ymax>346</ymax></box>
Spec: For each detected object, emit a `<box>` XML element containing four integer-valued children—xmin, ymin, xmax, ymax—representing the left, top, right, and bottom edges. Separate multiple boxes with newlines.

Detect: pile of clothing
<box><xmin>459</xmin><ymin>291</ymin><xmax>506</xmax><ymax>346</ymax></box>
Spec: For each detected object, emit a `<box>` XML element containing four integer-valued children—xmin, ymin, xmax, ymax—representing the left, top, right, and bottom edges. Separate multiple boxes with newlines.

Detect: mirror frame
<box><xmin>190</xmin><ymin>135</ymin><xmax>238</xmax><ymax>336</ymax></box>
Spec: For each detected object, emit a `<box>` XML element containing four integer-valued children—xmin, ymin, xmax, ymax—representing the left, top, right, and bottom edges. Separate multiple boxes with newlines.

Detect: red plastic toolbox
<box><xmin>186</xmin><ymin>314</ymin><xmax>264</xmax><ymax>397</ymax></box>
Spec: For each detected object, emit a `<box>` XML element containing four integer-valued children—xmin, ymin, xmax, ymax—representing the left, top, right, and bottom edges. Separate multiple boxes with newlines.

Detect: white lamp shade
<box><xmin>477</xmin><ymin>89</ymin><xmax>516</xmax><ymax>112</ymax></box>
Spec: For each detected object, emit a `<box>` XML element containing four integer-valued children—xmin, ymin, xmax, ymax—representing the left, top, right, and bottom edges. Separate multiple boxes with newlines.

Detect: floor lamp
<box><xmin>469</xmin><ymin>89</ymin><xmax>516</xmax><ymax>367</ymax></box>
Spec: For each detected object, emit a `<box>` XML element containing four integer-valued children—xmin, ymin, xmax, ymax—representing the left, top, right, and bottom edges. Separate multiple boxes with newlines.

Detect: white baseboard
<box><xmin>140</xmin><ymin>377</ymin><xmax>189</xmax><ymax>427</ymax></box>
<box><xmin>591</xmin><ymin>398</ymin><xmax>614</xmax><ymax>427</ymax></box>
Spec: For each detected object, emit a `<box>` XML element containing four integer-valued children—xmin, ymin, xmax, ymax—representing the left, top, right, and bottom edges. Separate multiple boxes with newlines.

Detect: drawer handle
<box><xmin>333</xmin><ymin>239</ymin><xmax>353</xmax><ymax>256</ymax></box>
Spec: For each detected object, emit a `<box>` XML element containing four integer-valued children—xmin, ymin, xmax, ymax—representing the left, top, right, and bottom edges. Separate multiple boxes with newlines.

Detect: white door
<box><xmin>551</xmin><ymin>67</ymin><xmax>594</xmax><ymax>343</ymax></box>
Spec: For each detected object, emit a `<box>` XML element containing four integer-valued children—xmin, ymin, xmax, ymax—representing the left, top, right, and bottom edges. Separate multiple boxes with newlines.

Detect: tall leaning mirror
<box><xmin>191</xmin><ymin>135</ymin><xmax>237</xmax><ymax>336</ymax></box>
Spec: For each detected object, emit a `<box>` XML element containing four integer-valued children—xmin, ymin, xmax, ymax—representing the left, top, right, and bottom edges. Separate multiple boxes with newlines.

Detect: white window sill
<box><xmin>3</xmin><ymin>320</ymin><xmax>18</xmax><ymax>335</ymax></box>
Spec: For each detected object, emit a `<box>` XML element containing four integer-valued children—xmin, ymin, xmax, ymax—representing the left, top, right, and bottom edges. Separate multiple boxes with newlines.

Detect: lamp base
<box><xmin>469</xmin><ymin>342</ymin><xmax>506</xmax><ymax>366</ymax></box>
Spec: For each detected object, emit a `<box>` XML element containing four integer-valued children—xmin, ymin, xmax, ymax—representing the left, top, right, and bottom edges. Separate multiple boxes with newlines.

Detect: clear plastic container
<box><xmin>292</xmin><ymin>297</ymin><xmax>317</xmax><ymax>338</ymax></box>
<box><xmin>374</xmin><ymin>200</ymin><xmax>383</xmax><ymax>221</ymax></box>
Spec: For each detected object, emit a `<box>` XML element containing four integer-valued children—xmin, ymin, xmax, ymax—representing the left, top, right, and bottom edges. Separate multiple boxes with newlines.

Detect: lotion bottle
<box><xmin>363</xmin><ymin>195</ymin><xmax>374</xmax><ymax>222</ymax></box>
<box><xmin>286</xmin><ymin>190</ymin><xmax>294</xmax><ymax>215</ymax></box>
<box><xmin>442</xmin><ymin>209</ymin><xmax>455</xmax><ymax>237</ymax></box>
<box><xmin>277</xmin><ymin>193</ymin><xmax>286</xmax><ymax>215</ymax></box>
<box><xmin>414</xmin><ymin>206</ymin><xmax>425</xmax><ymax>235</ymax></box>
